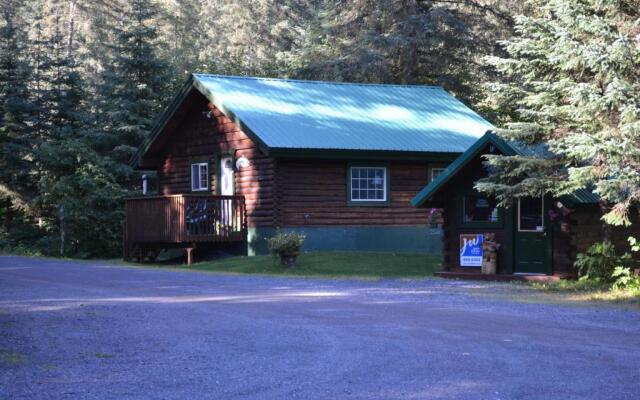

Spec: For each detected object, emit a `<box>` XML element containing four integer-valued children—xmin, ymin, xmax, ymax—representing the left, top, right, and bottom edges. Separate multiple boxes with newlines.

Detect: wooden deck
<box><xmin>123</xmin><ymin>194</ymin><xmax>247</xmax><ymax>262</ymax></box>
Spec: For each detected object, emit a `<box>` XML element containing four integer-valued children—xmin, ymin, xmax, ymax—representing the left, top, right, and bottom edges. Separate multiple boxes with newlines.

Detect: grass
<box><xmin>528</xmin><ymin>279</ymin><xmax>640</xmax><ymax>307</ymax></box>
<box><xmin>156</xmin><ymin>251</ymin><xmax>441</xmax><ymax>279</ymax></box>
<box><xmin>467</xmin><ymin>279</ymin><xmax>640</xmax><ymax>309</ymax></box>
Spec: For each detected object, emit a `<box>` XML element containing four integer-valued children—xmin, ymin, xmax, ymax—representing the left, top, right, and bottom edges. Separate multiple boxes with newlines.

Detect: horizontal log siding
<box><xmin>156</xmin><ymin>95</ymin><xmax>274</xmax><ymax>228</ymax></box>
<box><xmin>276</xmin><ymin>159</ymin><xmax>431</xmax><ymax>226</ymax></box>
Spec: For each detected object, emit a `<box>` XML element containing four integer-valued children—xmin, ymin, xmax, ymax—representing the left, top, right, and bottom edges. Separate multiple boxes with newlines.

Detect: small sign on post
<box><xmin>460</xmin><ymin>234</ymin><xmax>483</xmax><ymax>267</ymax></box>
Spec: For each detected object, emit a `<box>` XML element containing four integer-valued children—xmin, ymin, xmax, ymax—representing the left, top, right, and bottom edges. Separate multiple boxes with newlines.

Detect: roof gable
<box><xmin>411</xmin><ymin>133</ymin><xmax>514</xmax><ymax>207</ymax></box>
<box><xmin>135</xmin><ymin>74</ymin><xmax>495</xmax><ymax>166</ymax></box>
<box><xmin>411</xmin><ymin>132</ymin><xmax>599</xmax><ymax>207</ymax></box>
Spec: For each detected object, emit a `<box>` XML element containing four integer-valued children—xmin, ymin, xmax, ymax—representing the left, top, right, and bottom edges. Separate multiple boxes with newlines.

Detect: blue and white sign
<box><xmin>460</xmin><ymin>234</ymin><xmax>483</xmax><ymax>267</ymax></box>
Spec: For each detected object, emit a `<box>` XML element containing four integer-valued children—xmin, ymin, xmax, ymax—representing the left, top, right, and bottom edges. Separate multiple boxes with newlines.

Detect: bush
<box><xmin>574</xmin><ymin>241</ymin><xmax>629</xmax><ymax>282</ymax></box>
<box><xmin>574</xmin><ymin>239</ymin><xmax>640</xmax><ymax>290</ymax></box>
<box><xmin>611</xmin><ymin>267</ymin><xmax>640</xmax><ymax>291</ymax></box>
<box><xmin>267</xmin><ymin>231</ymin><xmax>306</xmax><ymax>256</ymax></box>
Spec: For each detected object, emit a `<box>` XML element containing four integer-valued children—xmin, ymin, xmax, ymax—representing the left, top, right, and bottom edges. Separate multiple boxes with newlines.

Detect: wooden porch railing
<box><xmin>124</xmin><ymin>195</ymin><xmax>247</xmax><ymax>248</ymax></box>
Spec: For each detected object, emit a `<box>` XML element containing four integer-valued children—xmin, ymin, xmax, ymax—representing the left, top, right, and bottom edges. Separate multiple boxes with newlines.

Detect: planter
<box><xmin>481</xmin><ymin>233</ymin><xmax>498</xmax><ymax>275</ymax></box>
<box><xmin>482</xmin><ymin>259</ymin><xmax>497</xmax><ymax>275</ymax></box>
<box><xmin>279</xmin><ymin>251</ymin><xmax>299</xmax><ymax>266</ymax></box>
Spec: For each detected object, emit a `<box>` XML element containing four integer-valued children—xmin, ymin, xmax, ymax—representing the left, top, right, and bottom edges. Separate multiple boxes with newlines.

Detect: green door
<box><xmin>514</xmin><ymin>197</ymin><xmax>551</xmax><ymax>274</ymax></box>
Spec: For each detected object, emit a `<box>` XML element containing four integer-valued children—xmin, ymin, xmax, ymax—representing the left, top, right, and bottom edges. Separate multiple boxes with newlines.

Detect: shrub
<box><xmin>574</xmin><ymin>241</ymin><xmax>629</xmax><ymax>282</ymax></box>
<box><xmin>267</xmin><ymin>231</ymin><xmax>306</xmax><ymax>256</ymax></box>
<box><xmin>574</xmin><ymin>238</ymin><xmax>640</xmax><ymax>290</ymax></box>
<box><xmin>611</xmin><ymin>267</ymin><xmax>640</xmax><ymax>291</ymax></box>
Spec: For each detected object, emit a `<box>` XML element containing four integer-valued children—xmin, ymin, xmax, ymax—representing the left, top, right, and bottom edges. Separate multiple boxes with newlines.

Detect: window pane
<box><xmin>350</xmin><ymin>167</ymin><xmax>386</xmax><ymax>202</ymax></box>
<box><xmin>464</xmin><ymin>195</ymin><xmax>499</xmax><ymax>223</ymax></box>
<box><xmin>519</xmin><ymin>197</ymin><xmax>543</xmax><ymax>231</ymax></box>
<box><xmin>200</xmin><ymin>164</ymin><xmax>208</xmax><ymax>189</ymax></box>
<box><xmin>432</xmin><ymin>168</ymin><xmax>445</xmax><ymax>181</ymax></box>
<box><xmin>191</xmin><ymin>165</ymin><xmax>199</xmax><ymax>190</ymax></box>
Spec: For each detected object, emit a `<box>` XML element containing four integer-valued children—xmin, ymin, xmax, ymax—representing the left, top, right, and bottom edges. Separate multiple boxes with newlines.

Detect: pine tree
<box><xmin>101</xmin><ymin>0</ymin><xmax>169</xmax><ymax>165</ymax></box>
<box><xmin>0</xmin><ymin>0</ymin><xmax>37</xmax><ymax>206</ymax></box>
<box><xmin>477</xmin><ymin>0</ymin><xmax>640</xmax><ymax>226</ymax></box>
<box><xmin>28</xmin><ymin>1</ymin><xmax>127</xmax><ymax>256</ymax></box>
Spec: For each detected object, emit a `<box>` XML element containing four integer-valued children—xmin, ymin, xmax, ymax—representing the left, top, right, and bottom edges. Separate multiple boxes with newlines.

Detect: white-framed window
<box><xmin>518</xmin><ymin>197</ymin><xmax>544</xmax><ymax>232</ymax></box>
<box><xmin>349</xmin><ymin>166</ymin><xmax>387</xmax><ymax>202</ymax></box>
<box><xmin>431</xmin><ymin>167</ymin><xmax>446</xmax><ymax>182</ymax></box>
<box><xmin>463</xmin><ymin>195</ymin><xmax>500</xmax><ymax>223</ymax></box>
<box><xmin>191</xmin><ymin>162</ymin><xmax>209</xmax><ymax>191</ymax></box>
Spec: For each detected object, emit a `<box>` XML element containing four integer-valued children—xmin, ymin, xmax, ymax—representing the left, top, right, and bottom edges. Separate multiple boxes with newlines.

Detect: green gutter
<box><xmin>268</xmin><ymin>147</ymin><xmax>461</xmax><ymax>162</ymax></box>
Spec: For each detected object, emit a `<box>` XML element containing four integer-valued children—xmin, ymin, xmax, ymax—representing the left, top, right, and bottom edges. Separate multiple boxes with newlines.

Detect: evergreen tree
<box><xmin>102</xmin><ymin>0</ymin><xmax>169</xmax><ymax>165</ymax></box>
<box><xmin>0</xmin><ymin>0</ymin><xmax>37</xmax><ymax>207</ymax></box>
<box><xmin>290</xmin><ymin>0</ymin><xmax>514</xmax><ymax>103</ymax></box>
<box><xmin>477</xmin><ymin>0</ymin><xmax>640</xmax><ymax>226</ymax></box>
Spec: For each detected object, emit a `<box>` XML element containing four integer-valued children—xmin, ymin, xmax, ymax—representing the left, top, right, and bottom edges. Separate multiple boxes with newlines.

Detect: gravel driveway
<box><xmin>1</xmin><ymin>256</ymin><xmax>639</xmax><ymax>399</ymax></box>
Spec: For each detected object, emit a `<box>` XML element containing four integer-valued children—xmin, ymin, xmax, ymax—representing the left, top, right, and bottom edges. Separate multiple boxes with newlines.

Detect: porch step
<box><xmin>434</xmin><ymin>271</ymin><xmax>576</xmax><ymax>282</ymax></box>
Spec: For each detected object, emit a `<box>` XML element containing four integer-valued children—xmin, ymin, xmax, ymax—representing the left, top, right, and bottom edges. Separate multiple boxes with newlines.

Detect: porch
<box><xmin>123</xmin><ymin>194</ymin><xmax>247</xmax><ymax>264</ymax></box>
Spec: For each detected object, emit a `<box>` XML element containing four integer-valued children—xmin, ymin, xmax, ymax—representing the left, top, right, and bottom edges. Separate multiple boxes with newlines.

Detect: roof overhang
<box><xmin>411</xmin><ymin>131</ymin><xmax>514</xmax><ymax>207</ymax></box>
<box><xmin>411</xmin><ymin>131</ymin><xmax>600</xmax><ymax>208</ymax></box>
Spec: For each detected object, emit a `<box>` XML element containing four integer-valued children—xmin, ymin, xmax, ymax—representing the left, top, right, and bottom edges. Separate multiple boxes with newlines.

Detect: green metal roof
<box><xmin>411</xmin><ymin>132</ymin><xmax>600</xmax><ymax>207</ymax></box>
<box><xmin>172</xmin><ymin>74</ymin><xmax>494</xmax><ymax>155</ymax></box>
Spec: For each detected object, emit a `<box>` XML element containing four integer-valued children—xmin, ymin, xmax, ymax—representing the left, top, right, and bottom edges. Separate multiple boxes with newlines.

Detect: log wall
<box><xmin>275</xmin><ymin>159</ymin><xmax>433</xmax><ymax>227</ymax></box>
<box><xmin>156</xmin><ymin>95</ymin><xmax>274</xmax><ymax>228</ymax></box>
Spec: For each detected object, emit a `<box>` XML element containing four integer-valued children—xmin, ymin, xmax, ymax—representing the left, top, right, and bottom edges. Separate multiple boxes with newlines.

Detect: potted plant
<box><xmin>267</xmin><ymin>231</ymin><xmax>306</xmax><ymax>266</ymax></box>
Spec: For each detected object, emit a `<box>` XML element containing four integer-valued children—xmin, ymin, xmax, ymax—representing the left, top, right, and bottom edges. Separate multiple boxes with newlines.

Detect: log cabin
<box><xmin>411</xmin><ymin>132</ymin><xmax>639</xmax><ymax>277</ymax></box>
<box><xmin>124</xmin><ymin>73</ymin><xmax>495</xmax><ymax>261</ymax></box>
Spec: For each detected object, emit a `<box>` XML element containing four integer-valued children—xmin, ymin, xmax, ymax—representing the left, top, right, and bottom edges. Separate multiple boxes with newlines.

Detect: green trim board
<box><xmin>247</xmin><ymin>227</ymin><xmax>277</xmax><ymax>256</ymax></box>
<box><xmin>412</xmin><ymin>132</ymin><xmax>514</xmax><ymax>207</ymax></box>
<box><xmin>267</xmin><ymin>148</ymin><xmax>461</xmax><ymax>162</ymax></box>
<box><xmin>133</xmin><ymin>73</ymin><xmax>495</xmax><ymax>168</ymax></box>
<box><xmin>247</xmin><ymin>226</ymin><xmax>443</xmax><ymax>255</ymax></box>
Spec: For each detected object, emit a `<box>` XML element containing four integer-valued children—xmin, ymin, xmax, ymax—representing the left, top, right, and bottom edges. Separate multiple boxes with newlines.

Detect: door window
<box><xmin>219</xmin><ymin>156</ymin><xmax>234</xmax><ymax>195</ymax></box>
<box><xmin>518</xmin><ymin>197</ymin><xmax>544</xmax><ymax>232</ymax></box>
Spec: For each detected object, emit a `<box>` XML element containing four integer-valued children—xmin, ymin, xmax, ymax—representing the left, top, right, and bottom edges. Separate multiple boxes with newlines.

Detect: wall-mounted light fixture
<box><xmin>235</xmin><ymin>156</ymin><xmax>250</xmax><ymax>170</ymax></box>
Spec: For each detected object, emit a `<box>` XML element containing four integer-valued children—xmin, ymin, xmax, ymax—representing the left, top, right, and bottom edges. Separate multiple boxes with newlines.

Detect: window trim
<box><xmin>459</xmin><ymin>193</ymin><xmax>503</xmax><ymax>228</ymax></box>
<box><xmin>190</xmin><ymin>162</ymin><xmax>209</xmax><ymax>192</ymax></box>
<box><xmin>518</xmin><ymin>197</ymin><xmax>545</xmax><ymax>232</ymax></box>
<box><xmin>430</xmin><ymin>167</ymin><xmax>446</xmax><ymax>182</ymax></box>
<box><xmin>346</xmin><ymin>164</ymin><xmax>390</xmax><ymax>207</ymax></box>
